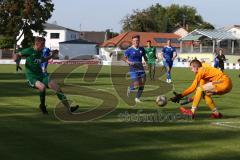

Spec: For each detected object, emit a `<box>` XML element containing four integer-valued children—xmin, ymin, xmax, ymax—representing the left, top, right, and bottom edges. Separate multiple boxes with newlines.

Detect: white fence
<box><xmin>0</xmin><ymin>59</ymin><xmax>239</xmax><ymax>70</ymax></box>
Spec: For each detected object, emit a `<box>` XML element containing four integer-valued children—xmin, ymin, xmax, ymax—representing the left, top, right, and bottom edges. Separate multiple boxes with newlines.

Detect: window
<box><xmin>71</xmin><ymin>34</ymin><xmax>76</xmax><ymax>39</ymax></box>
<box><xmin>50</xmin><ymin>33</ymin><xmax>60</xmax><ymax>39</ymax></box>
<box><xmin>154</xmin><ymin>38</ymin><xmax>179</xmax><ymax>43</ymax></box>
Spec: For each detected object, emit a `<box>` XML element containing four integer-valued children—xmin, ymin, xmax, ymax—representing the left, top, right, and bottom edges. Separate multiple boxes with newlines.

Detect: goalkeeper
<box><xmin>170</xmin><ymin>59</ymin><xmax>232</xmax><ymax>118</ymax></box>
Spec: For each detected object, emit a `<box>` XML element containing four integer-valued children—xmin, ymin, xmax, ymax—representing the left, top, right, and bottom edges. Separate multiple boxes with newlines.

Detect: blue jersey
<box><xmin>124</xmin><ymin>47</ymin><xmax>145</xmax><ymax>72</ymax></box>
<box><xmin>214</xmin><ymin>54</ymin><xmax>219</xmax><ymax>67</ymax></box>
<box><xmin>162</xmin><ymin>46</ymin><xmax>176</xmax><ymax>61</ymax></box>
<box><xmin>41</xmin><ymin>47</ymin><xmax>51</xmax><ymax>72</ymax></box>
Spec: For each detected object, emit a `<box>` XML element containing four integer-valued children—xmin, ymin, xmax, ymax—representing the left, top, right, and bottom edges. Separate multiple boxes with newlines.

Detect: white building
<box><xmin>59</xmin><ymin>39</ymin><xmax>97</xmax><ymax>60</ymax></box>
<box><xmin>17</xmin><ymin>23</ymin><xmax>80</xmax><ymax>50</ymax></box>
<box><xmin>222</xmin><ymin>25</ymin><xmax>240</xmax><ymax>38</ymax></box>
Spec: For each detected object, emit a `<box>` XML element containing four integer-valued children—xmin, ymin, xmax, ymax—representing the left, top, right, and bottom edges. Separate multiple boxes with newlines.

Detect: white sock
<box><xmin>212</xmin><ymin>108</ymin><xmax>219</xmax><ymax>114</ymax></box>
<box><xmin>191</xmin><ymin>106</ymin><xmax>197</xmax><ymax>114</ymax></box>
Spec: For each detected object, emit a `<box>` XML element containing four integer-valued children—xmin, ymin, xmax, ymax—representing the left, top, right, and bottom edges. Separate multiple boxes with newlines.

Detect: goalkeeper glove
<box><xmin>170</xmin><ymin>91</ymin><xmax>183</xmax><ymax>103</ymax></box>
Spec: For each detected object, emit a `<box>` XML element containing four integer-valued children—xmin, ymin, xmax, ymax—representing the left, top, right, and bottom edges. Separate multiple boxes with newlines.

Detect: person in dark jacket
<box><xmin>216</xmin><ymin>49</ymin><xmax>226</xmax><ymax>72</ymax></box>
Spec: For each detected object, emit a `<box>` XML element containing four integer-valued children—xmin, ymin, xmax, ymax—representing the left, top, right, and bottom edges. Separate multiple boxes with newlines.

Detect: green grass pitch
<box><xmin>0</xmin><ymin>64</ymin><xmax>240</xmax><ymax>160</ymax></box>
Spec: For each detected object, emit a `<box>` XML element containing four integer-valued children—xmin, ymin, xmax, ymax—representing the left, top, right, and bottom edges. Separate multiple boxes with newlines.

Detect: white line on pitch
<box><xmin>212</xmin><ymin>122</ymin><xmax>240</xmax><ymax>129</ymax></box>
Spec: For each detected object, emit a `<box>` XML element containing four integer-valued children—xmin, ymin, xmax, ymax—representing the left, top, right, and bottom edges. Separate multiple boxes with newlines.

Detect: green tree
<box><xmin>0</xmin><ymin>36</ymin><xmax>14</xmax><ymax>49</ymax></box>
<box><xmin>121</xmin><ymin>3</ymin><xmax>214</xmax><ymax>33</ymax></box>
<box><xmin>0</xmin><ymin>0</ymin><xmax>54</xmax><ymax>50</ymax></box>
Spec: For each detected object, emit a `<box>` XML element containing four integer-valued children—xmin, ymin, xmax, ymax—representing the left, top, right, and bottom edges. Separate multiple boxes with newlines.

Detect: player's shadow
<box><xmin>0</xmin><ymin>73</ymin><xmax>26</xmax><ymax>80</ymax></box>
<box><xmin>0</xmin><ymin>82</ymin><xmax>36</xmax><ymax>97</ymax></box>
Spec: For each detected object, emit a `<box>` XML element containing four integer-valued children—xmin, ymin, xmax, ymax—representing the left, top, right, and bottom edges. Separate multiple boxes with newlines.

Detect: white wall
<box><xmin>17</xmin><ymin>29</ymin><xmax>79</xmax><ymax>50</ymax></box>
<box><xmin>229</xmin><ymin>28</ymin><xmax>240</xmax><ymax>38</ymax></box>
<box><xmin>59</xmin><ymin>43</ymin><xmax>97</xmax><ymax>59</ymax></box>
<box><xmin>99</xmin><ymin>47</ymin><xmax>116</xmax><ymax>61</ymax></box>
<box><xmin>65</xmin><ymin>30</ymin><xmax>80</xmax><ymax>41</ymax></box>
<box><xmin>44</xmin><ymin>29</ymin><xmax>66</xmax><ymax>50</ymax></box>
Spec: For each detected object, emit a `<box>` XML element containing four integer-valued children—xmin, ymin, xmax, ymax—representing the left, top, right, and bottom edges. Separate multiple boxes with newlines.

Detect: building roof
<box><xmin>79</xmin><ymin>31</ymin><xmax>106</xmax><ymax>44</ymax></box>
<box><xmin>181</xmin><ymin>29</ymin><xmax>239</xmax><ymax>41</ymax></box>
<box><xmin>101</xmin><ymin>31</ymin><xmax>180</xmax><ymax>48</ymax></box>
<box><xmin>173</xmin><ymin>27</ymin><xmax>189</xmax><ymax>38</ymax></box>
<box><xmin>181</xmin><ymin>35</ymin><xmax>203</xmax><ymax>41</ymax></box>
<box><xmin>220</xmin><ymin>25</ymin><xmax>240</xmax><ymax>31</ymax></box>
<box><xmin>59</xmin><ymin>39</ymin><xmax>97</xmax><ymax>44</ymax></box>
<box><xmin>44</xmin><ymin>23</ymin><xmax>79</xmax><ymax>32</ymax></box>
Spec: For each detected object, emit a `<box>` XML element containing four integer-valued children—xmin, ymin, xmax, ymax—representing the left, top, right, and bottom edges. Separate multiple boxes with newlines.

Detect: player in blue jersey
<box><xmin>41</xmin><ymin>47</ymin><xmax>51</xmax><ymax>76</ymax></box>
<box><xmin>160</xmin><ymin>39</ymin><xmax>177</xmax><ymax>83</ymax></box>
<box><xmin>122</xmin><ymin>35</ymin><xmax>148</xmax><ymax>103</ymax></box>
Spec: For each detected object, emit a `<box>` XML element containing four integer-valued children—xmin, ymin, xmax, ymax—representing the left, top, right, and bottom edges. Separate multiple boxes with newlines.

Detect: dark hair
<box><xmin>132</xmin><ymin>35</ymin><xmax>140</xmax><ymax>40</ymax></box>
<box><xmin>190</xmin><ymin>59</ymin><xmax>202</xmax><ymax>67</ymax></box>
<box><xmin>147</xmin><ymin>40</ymin><xmax>151</xmax><ymax>43</ymax></box>
<box><xmin>35</xmin><ymin>37</ymin><xmax>45</xmax><ymax>43</ymax></box>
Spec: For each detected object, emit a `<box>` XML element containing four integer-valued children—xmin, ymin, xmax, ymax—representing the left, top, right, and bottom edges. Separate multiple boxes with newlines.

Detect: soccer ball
<box><xmin>156</xmin><ymin>95</ymin><xmax>168</xmax><ymax>107</ymax></box>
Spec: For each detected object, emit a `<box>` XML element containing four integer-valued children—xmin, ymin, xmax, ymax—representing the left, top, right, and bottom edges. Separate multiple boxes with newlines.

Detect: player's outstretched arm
<box><xmin>44</xmin><ymin>49</ymin><xmax>59</xmax><ymax>61</ymax></box>
<box><xmin>172</xmin><ymin>51</ymin><xmax>177</xmax><ymax>61</ymax></box>
<box><xmin>159</xmin><ymin>52</ymin><xmax>165</xmax><ymax>61</ymax></box>
<box><xmin>143</xmin><ymin>54</ymin><xmax>148</xmax><ymax>64</ymax></box>
<box><xmin>154</xmin><ymin>48</ymin><xmax>157</xmax><ymax>59</ymax></box>
<box><xmin>170</xmin><ymin>91</ymin><xmax>183</xmax><ymax>103</ymax></box>
<box><xmin>122</xmin><ymin>56</ymin><xmax>134</xmax><ymax>65</ymax></box>
<box><xmin>12</xmin><ymin>52</ymin><xmax>22</xmax><ymax>61</ymax></box>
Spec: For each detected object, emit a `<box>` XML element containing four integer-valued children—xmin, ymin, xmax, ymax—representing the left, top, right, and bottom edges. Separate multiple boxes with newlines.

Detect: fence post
<box><xmin>232</xmin><ymin>40</ymin><xmax>235</xmax><ymax>54</ymax></box>
<box><xmin>212</xmin><ymin>40</ymin><xmax>215</xmax><ymax>53</ymax></box>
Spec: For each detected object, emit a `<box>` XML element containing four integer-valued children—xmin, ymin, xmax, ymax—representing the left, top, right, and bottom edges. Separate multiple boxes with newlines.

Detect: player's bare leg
<box><xmin>166</xmin><ymin>66</ymin><xmax>172</xmax><ymax>83</ymax></box>
<box><xmin>127</xmin><ymin>78</ymin><xmax>140</xmax><ymax>97</ymax></box>
<box><xmin>152</xmin><ymin>64</ymin><xmax>156</xmax><ymax>80</ymax></box>
<box><xmin>48</xmin><ymin>80</ymin><xmax>79</xmax><ymax>113</ymax></box>
<box><xmin>204</xmin><ymin>94</ymin><xmax>222</xmax><ymax>118</ymax></box>
<box><xmin>148</xmin><ymin>64</ymin><xmax>152</xmax><ymax>80</ymax></box>
<box><xmin>185</xmin><ymin>82</ymin><xmax>221</xmax><ymax>118</ymax></box>
<box><xmin>35</xmin><ymin>81</ymin><xmax>48</xmax><ymax>114</ymax></box>
<box><xmin>135</xmin><ymin>75</ymin><xmax>146</xmax><ymax>103</ymax></box>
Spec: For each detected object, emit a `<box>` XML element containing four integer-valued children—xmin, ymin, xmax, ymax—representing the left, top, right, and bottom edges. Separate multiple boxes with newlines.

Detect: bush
<box><xmin>0</xmin><ymin>37</ymin><xmax>14</xmax><ymax>49</ymax></box>
<box><xmin>117</xmin><ymin>51</ymin><xmax>124</xmax><ymax>61</ymax></box>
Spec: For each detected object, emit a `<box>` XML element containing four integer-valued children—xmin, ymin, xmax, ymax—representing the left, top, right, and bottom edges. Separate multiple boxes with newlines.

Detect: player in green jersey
<box><xmin>145</xmin><ymin>40</ymin><xmax>157</xmax><ymax>80</ymax></box>
<box><xmin>14</xmin><ymin>45</ymin><xmax>23</xmax><ymax>73</ymax></box>
<box><xmin>13</xmin><ymin>37</ymin><xmax>79</xmax><ymax>114</ymax></box>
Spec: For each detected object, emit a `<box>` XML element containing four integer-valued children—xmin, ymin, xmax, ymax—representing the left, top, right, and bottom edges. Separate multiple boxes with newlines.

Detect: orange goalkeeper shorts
<box><xmin>213</xmin><ymin>75</ymin><xmax>232</xmax><ymax>95</ymax></box>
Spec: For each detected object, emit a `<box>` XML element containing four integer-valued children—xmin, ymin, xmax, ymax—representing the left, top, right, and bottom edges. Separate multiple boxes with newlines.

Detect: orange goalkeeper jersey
<box><xmin>181</xmin><ymin>65</ymin><xmax>226</xmax><ymax>97</ymax></box>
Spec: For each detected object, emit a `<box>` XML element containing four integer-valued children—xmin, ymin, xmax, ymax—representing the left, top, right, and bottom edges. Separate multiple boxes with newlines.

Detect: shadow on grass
<box><xmin>0</xmin><ymin>105</ymin><xmax>240</xmax><ymax>160</ymax></box>
<box><xmin>0</xmin><ymin>82</ymin><xmax>36</xmax><ymax>97</ymax></box>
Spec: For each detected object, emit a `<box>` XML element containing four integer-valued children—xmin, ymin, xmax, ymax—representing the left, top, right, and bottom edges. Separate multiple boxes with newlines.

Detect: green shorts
<box><xmin>26</xmin><ymin>73</ymin><xmax>50</xmax><ymax>88</ymax></box>
<box><xmin>147</xmin><ymin>61</ymin><xmax>156</xmax><ymax>65</ymax></box>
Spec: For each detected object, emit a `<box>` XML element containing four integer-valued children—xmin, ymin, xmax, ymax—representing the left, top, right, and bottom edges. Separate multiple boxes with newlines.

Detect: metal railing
<box><xmin>181</xmin><ymin>46</ymin><xmax>240</xmax><ymax>55</ymax></box>
<box><xmin>0</xmin><ymin>49</ymin><xmax>13</xmax><ymax>59</ymax></box>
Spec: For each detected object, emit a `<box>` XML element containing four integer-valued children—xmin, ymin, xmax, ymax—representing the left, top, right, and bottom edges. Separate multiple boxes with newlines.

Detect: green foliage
<box><xmin>20</xmin><ymin>29</ymin><xmax>34</xmax><ymax>48</ymax></box>
<box><xmin>121</xmin><ymin>3</ymin><xmax>214</xmax><ymax>32</ymax></box>
<box><xmin>0</xmin><ymin>36</ymin><xmax>14</xmax><ymax>49</ymax></box>
<box><xmin>0</xmin><ymin>0</ymin><xmax>54</xmax><ymax>47</ymax></box>
<box><xmin>106</xmin><ymin>29</ymin><xmax>119</xmax><ymax>40</ymax></box>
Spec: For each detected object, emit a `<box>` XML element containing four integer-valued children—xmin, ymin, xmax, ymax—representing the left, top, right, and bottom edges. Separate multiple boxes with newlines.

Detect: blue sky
<box><xmin>49</xmin><ymin>0</ymin><xmax>240</xmax><ymax>32</ymax></box>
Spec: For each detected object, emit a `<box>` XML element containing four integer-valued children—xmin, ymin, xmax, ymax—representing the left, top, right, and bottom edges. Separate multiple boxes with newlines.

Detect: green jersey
<box><xmin>15</xmin><ymin>48</ymin><xmax>23</xmax><ymax>63</ymax></box>
<box><xmin>145</xmin><ymin>47</ymin><xmax>157</xmax><ymax>64</ymax></box>
<box><xmin>21</xmin><ymin>48</ymin><xmax>44</xmax><ymax>75</ymax></box>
